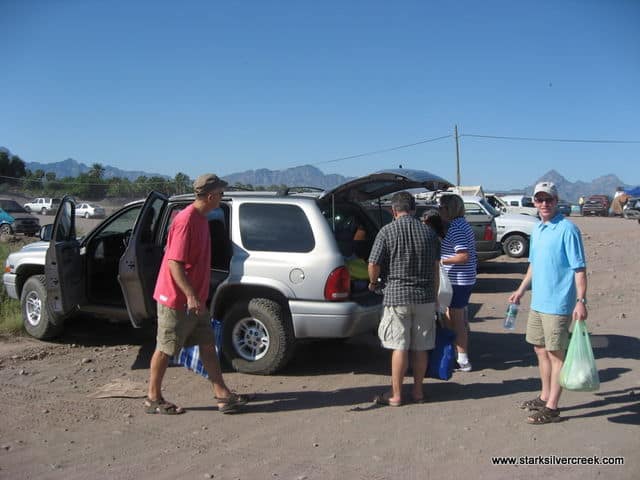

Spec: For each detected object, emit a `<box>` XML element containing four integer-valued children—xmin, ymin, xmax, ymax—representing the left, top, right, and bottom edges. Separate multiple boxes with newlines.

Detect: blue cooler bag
<box><xmin>171</xmin><ymin>318</ymin><xmax>223</xmax><ymax>379</ymax></box>
<box><xmin>427</xmin><ymin>323</ymin><xmax>456</xmax><ymax>380</ymax></box>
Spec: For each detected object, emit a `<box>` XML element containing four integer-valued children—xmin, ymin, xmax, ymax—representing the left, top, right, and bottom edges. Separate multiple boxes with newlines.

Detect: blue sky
<box><xmin>1</xmin><ymin>0</ymin><xmax>639</xmax><ymax>190</ymax></box>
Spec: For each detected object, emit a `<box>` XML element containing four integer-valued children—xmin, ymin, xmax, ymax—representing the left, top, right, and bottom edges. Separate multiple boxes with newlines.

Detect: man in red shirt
<box><xmin>145</xmin><ymin>173</ymin><xmax>250</xmax><ymax>414</ymax></box>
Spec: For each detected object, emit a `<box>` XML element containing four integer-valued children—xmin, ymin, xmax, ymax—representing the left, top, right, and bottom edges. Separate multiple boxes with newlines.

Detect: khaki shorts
<box><xmin>525</xmin><ymin>309</ymin><xmax>571</xmax><ymax>351</ymax></box>
<box><xmin>378</xmin><ymin>304</ymin><xmax>436</xmax><ymax>351</ymax></box>
<box><xmin>156</xmin><ymin>303</ymin><xmax>214</xmax><ymax>356</ymax></box>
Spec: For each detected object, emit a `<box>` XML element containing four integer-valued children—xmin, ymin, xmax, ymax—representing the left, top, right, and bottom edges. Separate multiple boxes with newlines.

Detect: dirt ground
<box><xmin>0</xmin><ymin>216</ymin><xmax>638</xmax><ymax>480</ymax></box>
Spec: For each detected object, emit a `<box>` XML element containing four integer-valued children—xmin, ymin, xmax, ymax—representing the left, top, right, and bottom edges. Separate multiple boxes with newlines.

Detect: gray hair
<box><xmin>391</xmin><ymin>191</ymin><xmax>415</xmax><ymax>213</ymax></box>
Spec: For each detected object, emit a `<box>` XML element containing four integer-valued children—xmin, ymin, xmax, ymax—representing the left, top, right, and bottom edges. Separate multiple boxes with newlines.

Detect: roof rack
<box><xmin>276</xmin><ymin>186</ymin><xmax>324</xmax><ymax>196</ymax></box>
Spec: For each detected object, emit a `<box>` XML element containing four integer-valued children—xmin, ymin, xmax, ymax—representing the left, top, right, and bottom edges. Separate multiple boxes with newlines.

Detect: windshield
<box><xmin>479</xmin><ymin>198</ymin><xmax>499</xmax><ymax>217</ymax></box>
<box><xmin>0</xmin><ymin>200</ymin><xmax>28</xmax><ymax>213</ymax></box>
<box><xmin>522</xmin><ymin>196</ymin><xmax>535</xmax><ymax>208</ymax></box>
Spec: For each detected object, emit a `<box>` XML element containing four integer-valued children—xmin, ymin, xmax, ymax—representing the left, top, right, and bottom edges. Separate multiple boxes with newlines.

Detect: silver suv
<box><xmin>3</xmin><ymin>169</ymin><xmax>451</xmax><ymax>374</ymax></box>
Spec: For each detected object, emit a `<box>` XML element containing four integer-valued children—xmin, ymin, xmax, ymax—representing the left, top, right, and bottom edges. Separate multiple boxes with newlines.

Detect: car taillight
<box><xmin>324</xmin><ymin>266</ymin><xmax>351</xmax><ymax>301</ymax></box>
<box><xmin>483</xmin><ymin>224</ymin><xmax>495</xmax><ymax>241</ymax></box>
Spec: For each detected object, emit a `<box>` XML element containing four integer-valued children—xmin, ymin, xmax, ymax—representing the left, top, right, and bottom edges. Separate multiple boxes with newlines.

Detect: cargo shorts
<box><xmin>378</xmin><ymin>303</ymin><xmax>436</xmax><ymax>351</ymax></box>
<box><xmin>525</xmin><ymin>309</ymin><xmax>571</xmax><ymax>351</ymax></box>
<box><xmin>156</xmin><ymin>303</ymin><xmax>214</xmax><ymax>356</ymax></box>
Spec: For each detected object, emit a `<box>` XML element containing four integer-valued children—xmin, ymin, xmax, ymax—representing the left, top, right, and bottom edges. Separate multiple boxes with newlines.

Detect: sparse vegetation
<box><xmin>0</xmin><ymin>242</ymin><xmax>25</xmax><ymax>335</ymax></box>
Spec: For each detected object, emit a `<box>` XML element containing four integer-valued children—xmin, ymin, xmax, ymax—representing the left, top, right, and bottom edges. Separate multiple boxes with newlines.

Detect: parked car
<box><xmin>485</xmin><ymin>193</ymin><xmax>539</xmax><ymax>217</ymax></box>
<box><xmin>23</xmin><ymin>197</ymin><xmax>61</xmax><ymax>215</ymax></box>
<box><xmin>365</xmin><ymin>195</ymin><xmax>503</xmax><ymax>262</ymax></box>
<box><xmin>622</xmin><ymin>197</ymin><xmax>640</xmax><ymax>222</ymax></box>
<box><xmin>458</xmin><ymin>196</ymin><xmax>538</xmax><ymax>259</ymax></box>
<box><xmin>582</xmin><ymin>195</ymin><xmax>610</xmax><ymax>216</ymax></box>
<box><xmin>557</xmin><ymin>200</ymin><xmax>572</xmax><ymax>216</ymax></box>
<box><xmin>0</xmin><ymin>199</ymin><xmax>40</xmax><ymax>236</ymax></box>
<box><xmin>75</xmin><ymin>203</ymin><xmax>106</xmax><ymax>219</ymax></box>
<box><xmin>2</xmin><ymin>169</ymin><xmax>452</xmax><ymax>374</ymax></box>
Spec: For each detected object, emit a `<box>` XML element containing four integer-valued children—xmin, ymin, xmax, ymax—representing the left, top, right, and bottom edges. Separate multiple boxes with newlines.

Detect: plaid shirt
<box><xmin>368</xmin><ymin>214</ymin><xmax>440</xmax><ymax>306</ymax></box>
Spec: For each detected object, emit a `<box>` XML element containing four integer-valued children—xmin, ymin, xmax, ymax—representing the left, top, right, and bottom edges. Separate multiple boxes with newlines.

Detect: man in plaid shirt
<box><xmin>368</xmin><ymin>191</ymin><xmax>441</xmax><ymax>406</ymax></box>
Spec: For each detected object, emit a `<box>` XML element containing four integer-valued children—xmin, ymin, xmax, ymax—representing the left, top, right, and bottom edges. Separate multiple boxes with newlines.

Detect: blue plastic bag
<box><xmin>559</xmin><ymin>321</ymin><xmax>599</xmax><ymax>391</ymax></box>
<box><xmin>427</xmin><ymin>322</ymin><xmax>456</xmax><ymax>380</ymax></box>
<box><xmin>171</xmin><ymin>318</ymin><xmax>223</xmax><ymax>379</ymax></box>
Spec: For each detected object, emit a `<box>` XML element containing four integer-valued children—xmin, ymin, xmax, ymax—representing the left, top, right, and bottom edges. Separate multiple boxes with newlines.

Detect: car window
<box><xmin>0</xmin><ymin>200</ymin><xmax>27</xmax><ymax>213</ymax></box>
<box><xmin>92</xmin><ymin>205</ymin><xmax>142</xmax><ymax>241</ymax></box>
<box><xmin>478</xmin><ymin>198</ymin><xmax>498</xmax><ymax>216</ymax></box>
<box><xmin>464</xmin><ymin>202</ymin><xmax>486</xmax><ymax>215</ymax></box>
<box><xmin>240</xmin><ymin>203</ymin><xmax>315</xmax><ymax>252</ymax></box>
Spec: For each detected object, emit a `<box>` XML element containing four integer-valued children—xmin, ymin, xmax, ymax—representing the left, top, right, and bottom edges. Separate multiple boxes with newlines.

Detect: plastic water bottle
<box><xmin>504</xmin><ymin>303</ymin><xmax>518</xmax><ymax>330</ymax></box>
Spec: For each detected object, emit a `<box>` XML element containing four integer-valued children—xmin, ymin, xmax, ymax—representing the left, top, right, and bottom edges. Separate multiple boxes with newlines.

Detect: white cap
<box><xmin>533</xmin><ymin>181</ymin><xmax>558</xmax><ymax>197</ymax></box>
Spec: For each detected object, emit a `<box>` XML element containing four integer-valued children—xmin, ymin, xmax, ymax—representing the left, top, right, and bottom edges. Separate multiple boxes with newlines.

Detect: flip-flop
<box><xmin>373</xmin><ymin>393</ymin><xmax>402</xmax><ymax>407</ymax></box>
<box><xmin>144</xmin><ymin>397</ymin><xmax>185</xmax><ymax>415</ymax></box>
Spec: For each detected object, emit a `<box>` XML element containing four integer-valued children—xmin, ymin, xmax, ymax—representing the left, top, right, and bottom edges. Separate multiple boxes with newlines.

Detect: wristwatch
<box><xmin>576</xmin><ymin>297</ymin><xmax>587</xmax><ymax>305</ymax></box>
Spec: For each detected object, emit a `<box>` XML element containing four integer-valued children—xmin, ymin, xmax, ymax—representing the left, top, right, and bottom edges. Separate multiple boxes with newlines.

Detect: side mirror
<box><xmin>39</xmin><ymin>224</ymin><xmax>53</xmax><ymax>242</ymax></box>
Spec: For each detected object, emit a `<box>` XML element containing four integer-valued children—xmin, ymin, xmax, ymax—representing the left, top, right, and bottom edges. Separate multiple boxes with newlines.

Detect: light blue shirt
<box><xmin>529</xmin><ymin>214</ymin><xmax>586</xmax><ymax>315</ymax></box>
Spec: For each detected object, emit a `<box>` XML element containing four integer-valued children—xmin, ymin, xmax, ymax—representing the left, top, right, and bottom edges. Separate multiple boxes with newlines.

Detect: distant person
<box><xmin>578</xmin><ymin>196</ymin><xmax>585</xmax><ymax>214</ymax></box>
<box><xmin>509</xmin><ymin>181</ymin><xmax>587</xmax><ymax>425</ymax></box>
<box><xmin>368</xmin><ymin>191</ymin><xmax>440</xmax><ymax>406</ymax></box>
<box><xmin>145</xmin><ymin>173</ymin><xmax>251</xmax><ymax>415</ymax></box>
<box><xmin>438</xmin><ymin>194</ymin><xmax>477</xmax><ymax>372</ymax></box>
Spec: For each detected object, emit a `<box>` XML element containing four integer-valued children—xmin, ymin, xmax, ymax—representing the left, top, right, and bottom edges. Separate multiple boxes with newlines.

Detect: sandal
<box><xmin>520</xmin><ymin>396</ymin><xmax>546</xmax><ymax>411</ymax></box>
<box><xmin>214</xmin><ymin>393</ymin><xmax>250</xmax><ymax>414</ymax></box>
<box><xmin>373</xmin><ymin>392</ymin><xmax>402</xmax><ymax>407</ymax></box>
<box><xmin>526</xmin><ymin>407</ymin><xmax>560</xmax><ymax>425</ymax></box>
<box><xmin>144</xmin><ymin>397</ymin><xmax>185</xmax><ymax>415</ymax></box>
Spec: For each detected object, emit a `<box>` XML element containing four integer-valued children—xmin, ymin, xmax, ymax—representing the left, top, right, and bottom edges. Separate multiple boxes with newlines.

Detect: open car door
<box><xmin>45</xmin><ymin>195</ymin><xmax>83</xmax><ymax>320</ymax></box>
<box><xmin>118</xmin><ymin>191</ymin><xmax>167</xmax><ymax>328</ymax></box>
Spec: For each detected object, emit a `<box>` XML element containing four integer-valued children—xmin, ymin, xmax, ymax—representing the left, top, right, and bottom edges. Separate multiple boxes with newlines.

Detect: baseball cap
<box><xmin>533</xmin><ymin>181</ymin><xmax>558</xmax><ymax>198</ymax></box>
<box><xmin>193</xmin><ymin>173</ymin><xmax>228</xmax><ymax>195</ymax></box>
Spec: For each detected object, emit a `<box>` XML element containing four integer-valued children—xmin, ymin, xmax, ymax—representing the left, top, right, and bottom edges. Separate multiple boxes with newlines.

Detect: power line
<box><xmin>461</xmin><ymin>133</ymin><xmax>640</xmax><ymax>144</ymax></box>
<box><xmin>311</xmin><ymin>134</ymin><xmax>453</xmax><ymax>166</ymax></box>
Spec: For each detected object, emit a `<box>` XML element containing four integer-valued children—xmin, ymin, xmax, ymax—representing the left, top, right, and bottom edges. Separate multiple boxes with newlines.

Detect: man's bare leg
<box><xmin>411</xmin><ymin>350</ymin><xmax>427</xmax><ymax>401</ymax></box>
<box><xmin>534</xmin><ymin>345</ymin><xmax>551</xmax><ymax>402</ymax></box>
<box><xmin>545</xmin><ymin>350</ymin><xmax>565</xmax><ymax>409</ymax></box>
<box><xmin>148</xmin><ymin>349</ymin><xmax>170</xmax><ymax>401</ymax></box>
<box><xmin>390</xmin><ymin>349</ymin><xmax>409</xmax><ymax>404</ymax></box>
<box><xmin>198</xmin><ymin>343</ymin><xmax>233</xmax><ymax>400</ymax></box>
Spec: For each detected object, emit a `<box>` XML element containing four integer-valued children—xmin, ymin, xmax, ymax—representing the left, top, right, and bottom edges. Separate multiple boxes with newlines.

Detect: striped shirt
<box><xmin>368</xmin><ymin>214</ymin><xmax>440</xmax><ymax>306</ymax></box>
<box><xmin>441</xmin><ymin>217</ymin><xmax>477</xmax><ymax>286</ymax></box>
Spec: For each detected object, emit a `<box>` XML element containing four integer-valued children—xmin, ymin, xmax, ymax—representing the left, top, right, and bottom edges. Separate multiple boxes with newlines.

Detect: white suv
<box><xmin>23</xmin><ymin>198</ymin><xmax>61</xmax><ymax>215</ymax></box>
<box><xmin>4</xmin><ymin>169</ymin><xmax>452</xmax><ymax>374</ymax></box>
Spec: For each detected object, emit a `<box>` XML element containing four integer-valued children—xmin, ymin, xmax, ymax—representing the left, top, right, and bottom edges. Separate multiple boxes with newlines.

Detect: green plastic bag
<box><xmin>559</xmin><ymin>321</ymin><xmax>600</xmax><ymax>392</ymax></box>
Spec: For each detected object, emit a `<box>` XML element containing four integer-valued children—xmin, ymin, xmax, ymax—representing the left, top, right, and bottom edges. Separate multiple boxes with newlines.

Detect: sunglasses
<box><xmin>534</xmin><ymin>196</ymin><xmax>555</xmax><ymax>204</ymax></box>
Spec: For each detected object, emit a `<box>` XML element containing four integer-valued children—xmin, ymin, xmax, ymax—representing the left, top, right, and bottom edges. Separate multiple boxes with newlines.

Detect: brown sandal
<box><xmin>214</xmin><ymin>393</ymin><xmax>250</xmax><ymax>414</ymax></box>
<box><xmin>144</xmin><ymin>397</ymin><xmax>185</xmax><ymax>415</ymax></box>
<box><xmin>520</xmin><ymin>396</ymin><xmax>546</xmax><ymax>411</ymax></box>
<box><xmin>527</xmin><ymin>407</ymin><xmax>560</xmax><ymax>424</ymax></box>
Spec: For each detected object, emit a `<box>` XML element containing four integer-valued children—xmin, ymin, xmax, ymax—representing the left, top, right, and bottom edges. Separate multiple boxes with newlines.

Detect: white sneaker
<box><xmin>456</xmin><ymin>361</ymin><xmax>472</xmax><ymax>372</ymax></box>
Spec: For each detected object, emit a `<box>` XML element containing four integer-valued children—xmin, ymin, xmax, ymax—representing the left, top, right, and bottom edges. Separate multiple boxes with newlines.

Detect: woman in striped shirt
<box><xmin>439</xmin><ymin>194</ymin><xmax>477</xmax><ymax>372</ymax></box>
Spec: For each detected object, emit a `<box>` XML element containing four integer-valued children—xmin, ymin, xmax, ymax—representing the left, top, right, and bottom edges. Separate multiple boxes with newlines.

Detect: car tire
<box><xmin>222</xmin><ymin>298</ymin><xmax>295</xmax><ymax>375</ymax></box>
<box><xmin>84</xmin><ymin>212</ymin><xmax>90</xmax><ymax>219</ymax></box>
<box><xmin>24</xmin><ymin>206</ymin><xmax>31</xmax><ymax>213</ymax></box>
<box><xmin>41</xmin><ymin>208</ymin><xmax>47</xmax><ymax>215</ymax></box>
<box><xmin>0</xmin><ymin>224</ymin><xmax>12</xmax><ymax>236</ymax></box>
<box><xmin>503</xmin><ymin>234</ymin><xmax>528</xmax><ymax>258</ymax></box>
<box><xmin>20</xmin><ymin>275</ymin><xmax>64</xmax><ymax>340</ymax></box>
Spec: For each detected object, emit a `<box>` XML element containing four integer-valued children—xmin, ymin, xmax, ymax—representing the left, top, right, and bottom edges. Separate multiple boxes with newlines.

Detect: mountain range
<box><xmin>2</xmin><ymin>148</ymin><xmax>633</xmax><ymax>203</ymax></box>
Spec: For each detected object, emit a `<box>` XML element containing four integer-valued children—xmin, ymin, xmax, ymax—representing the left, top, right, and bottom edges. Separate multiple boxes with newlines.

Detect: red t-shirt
<box><xmin>153</xmin><ymin>204</ymin><xmax>211</xmax><ymax>309</ymax></box>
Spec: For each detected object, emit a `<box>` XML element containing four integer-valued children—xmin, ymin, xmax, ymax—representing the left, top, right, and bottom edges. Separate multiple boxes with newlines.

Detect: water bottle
<box><xmin>504</xmin><ymin>303</ymin><xmax>518</xmax><ymax>330</ymax></box>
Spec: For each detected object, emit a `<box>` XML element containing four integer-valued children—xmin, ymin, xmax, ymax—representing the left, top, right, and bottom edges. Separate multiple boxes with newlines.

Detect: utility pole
<box><xmin>455</xmin><ymin>124</ymin><xmax>461</xmax><ymax>186</ymax></box>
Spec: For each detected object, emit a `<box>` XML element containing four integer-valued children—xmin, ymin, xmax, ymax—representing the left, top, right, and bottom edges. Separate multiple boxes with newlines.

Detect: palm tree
<box><xmin>88</xmin><ymin>163</ymin><xmax>105</xmax><ymax>180</ymax></box>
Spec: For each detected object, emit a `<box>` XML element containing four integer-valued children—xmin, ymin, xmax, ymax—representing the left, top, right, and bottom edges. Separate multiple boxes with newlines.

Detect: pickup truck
<box><xmin>23</xmin><ymin>198</ymin><xmax>62</xmax><ymax>215</ymax></box>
